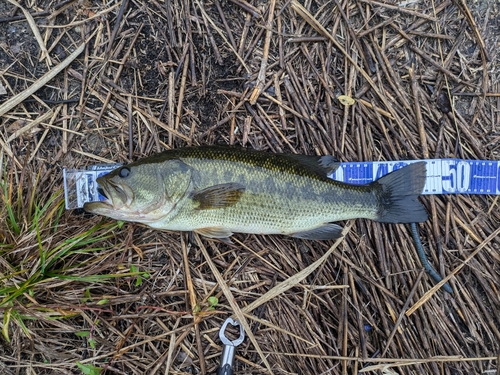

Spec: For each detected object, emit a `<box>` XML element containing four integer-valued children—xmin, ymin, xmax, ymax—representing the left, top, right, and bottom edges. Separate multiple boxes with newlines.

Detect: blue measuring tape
<box><xmin>330</xmin><ymin>159</ymin><xmax>499</xmax><ymax>194</ymax></box>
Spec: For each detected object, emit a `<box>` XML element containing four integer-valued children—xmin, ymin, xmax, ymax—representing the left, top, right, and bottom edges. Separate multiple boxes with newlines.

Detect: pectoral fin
<box><xmin>195</xmin><ymin>227</ymin><xmax>233</xmax><ymax>244</ymax></box>
<box><xmin>192</xmin><ymin>183</ymin><xmax>245</xmax><ymax>210</ymax></box>
<box><xmin>290</xmin><ymin>223</ymin><xmax>343</xmax><ymax>240</ymax></box>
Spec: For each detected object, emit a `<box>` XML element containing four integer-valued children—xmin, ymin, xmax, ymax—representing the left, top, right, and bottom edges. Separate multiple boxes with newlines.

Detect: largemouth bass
<box><xmin>84</xmin><ymin>146</ymin><xmax>427</xmax><ymax>241</ymax></box>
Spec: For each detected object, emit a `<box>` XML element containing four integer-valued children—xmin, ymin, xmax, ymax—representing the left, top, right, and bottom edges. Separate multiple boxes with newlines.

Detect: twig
<box><xmin>39</xmin><ymin>2</ymin><xmax>121</xmax><ymax>28</ymax></box>
<box><xmin>0</xmin><ymin>43</ymin><xmax>85</xmax><ymax>117</ymax></box>
<box><xmin>381</xmin><ymin>269</ymin><xmax>425</xmax><ymax>357</ymax></box>
<box><xmin>128</xmin><ymin>95</ymin><xmax>133</xmax><ymax>160</ymax></box>
<box><xmin>228</xmin><ymin>0</ymin><xmax>261</xmax><ymax>18</ymax></box>
<box><xmin>6</xmin><ymin>0</ymin><xmax>52</xmax><ymax>65</ymax></box>
<box><xmin>409</xmin><ymin>44</ymin><xmax>476</xmax><ymax>88</ymax></box>
<box><xmin>6</xmin><ymin>111</ymin><xmax>53</xmax><ymax>143</ymax></box>
<box><xmin>199</xmin><ymin>6</ymin><xmax>223</xmax><ymax>64</ymax></box>
<box><xmin>175</xmin><ymin>51</ymin><xmax>190</xmax><ymax>135</ymax></box>
<box><xmin>106</xmin><ymin>0</ymin><xmax>129</xmax><ymax>55</ymax></box>
<box><xmin>195</xmin><ymin>235</ymin><xmax>274</xmax><ymax>375</ymax></box>
<box><xmin>357</xmin><ymin>0</ymin><xmax>438</xmax><ymax>22</ymax></box>
<box><xmin>97</xmin><ymin>23</ymin><xmax>144</xmax><ymax>123</ymax></box>
<box><xmin>409</xmin><ymin>67</ymin><xmax>428</xmax><ymax>158</ymax></box>
<box><xmin>184</xmin><ymin>0</ymin><xmax>197</xmax><ymax>86</ymax></box>
<box><xmin>249</xmin><ymin>0</ymin><xmax>276</xmax><ymax>104</ymax></box>
<box><xmin>290</xmin><ymin>1</ymin><xmax>400</xmax><ymax>122</ymax></box>
<box><xmin>195</xmin><ymin>0</ymin><xmax>250</xmax><ymax>74</ymax></box>
<box><xmin>215</xmin><ymin>0</ymin><xmax>237</xmax><ymax>50</ymax></box>
<box><xmin>181</xmin><ymin>238</ymin><xmax>205</xmax><ymax>374</ymax></box>
<box><xmin>407</xmin><ymin>225</ymin><xmax>500</xmax><ymax>316</ymax></box>
<box><xmin>240</xmin><ymin>223</ymin><xmax>352</xmax><ymax>315</ymax></box>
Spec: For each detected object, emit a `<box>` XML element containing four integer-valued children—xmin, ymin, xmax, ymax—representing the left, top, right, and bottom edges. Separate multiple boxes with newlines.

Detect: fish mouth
<box><xmin>97</xmin><ymin>186</ymin><xmax>108</xmax><ymax>199</ymax></box>
<box><xmin>83</xmin><ymin>179</ymin><xmax>133</xmax><ymax>220</ymax></box>
<box><xmin>84</xmin><ymin>178</ymin><xmax>133</xmax><ymax>213</ymax></box>
<box><xmin>83</xmin><ymin>187</ymin><xmax>113</xmax><ymax>214</ymax></box>
<box><xmin>83</xmin><ymin>200</ymin><xmax>112</xmax><ymax>214</ymax></box>
<box><xmin>84</xmin><ymin>175</ymin><xmax>171</xmax><ymax>223</ymax></box>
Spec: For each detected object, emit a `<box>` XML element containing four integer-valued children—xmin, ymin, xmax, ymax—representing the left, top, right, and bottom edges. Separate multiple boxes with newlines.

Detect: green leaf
<box><xmin>11</xmin><ymin>309</ymin><xmax>32</xmax><ymax>339</ymax></box>
<box><xmin>81</xmin><ymin>289</ymin><xmax>92</xmax><ymax>303</ymax></box>
<box><xmin>88</xmin><ymin>338</ymin><xmax>97</xmax><ymax>349</ymax></box>
<box><xmin>2</xmin><ymin>308</ymin><xmax>11</xmax><ymax>342</ymax></box>
<box><xmin>135</xmin><ymin>275</ymin><xmax>143</xmax><ymax>286</ymax></box>
<box><xmin>76</xmin><ymin>361</ymin><xmax>101</xmax><ymax>375</ymax></box>
<box><xmin>130</xmin><ymin>265</ymin><xmax>146</xmax><ymax>286</ymax></box>
<box><xmin>207</xmin><ymin>296</ymin><xmax>218</xmax><ymax>308</ymax></box>
<box><xmin>75</xmin><ymin>331</ymin><xmax>90</xmax><ymax>338</ymax></box>
<box><xmin>193</xmin><ymin>304</ymin><xmax>201</xmax><ymax>314</ymax></box>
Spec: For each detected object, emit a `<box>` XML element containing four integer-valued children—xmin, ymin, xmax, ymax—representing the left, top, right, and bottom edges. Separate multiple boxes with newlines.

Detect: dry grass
<box><xmin>1</xmin><ymin>0</ymin><xmax>500</xmax><ymax>374</ymax></box>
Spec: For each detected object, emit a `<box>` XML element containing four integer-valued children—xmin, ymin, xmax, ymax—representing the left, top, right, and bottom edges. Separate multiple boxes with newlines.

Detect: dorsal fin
<box><xmin>282</xmin><ymin>154</ymin><xmax>340</xmax><ymax>177</ymax></box>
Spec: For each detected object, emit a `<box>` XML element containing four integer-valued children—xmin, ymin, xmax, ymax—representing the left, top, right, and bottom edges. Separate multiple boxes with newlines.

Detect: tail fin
<box><xmin>373</xmin><ymin>162</ymin><xmax>428</xmax><ymax>223</ymax></box>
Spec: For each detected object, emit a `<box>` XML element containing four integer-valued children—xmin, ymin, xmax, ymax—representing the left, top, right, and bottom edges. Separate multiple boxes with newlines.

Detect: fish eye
<box><xmin>119</xmin><ymin>167</ymin><xmax>131</xmax><ymax>178</ymax></box>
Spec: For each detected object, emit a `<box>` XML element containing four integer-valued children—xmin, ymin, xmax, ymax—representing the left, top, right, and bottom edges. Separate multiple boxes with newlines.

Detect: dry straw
<box><xmin>0</xmin><ymin>0</ymin><xmax>498</xmax><ymax>374</ymax></box>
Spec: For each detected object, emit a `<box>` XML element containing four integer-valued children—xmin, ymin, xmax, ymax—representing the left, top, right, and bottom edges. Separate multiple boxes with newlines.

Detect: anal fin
<box><xmin>290</xmin><ymin>223</ymin><xmax>343</xmax><ymax>240</ymax></box>
<box><xmin>195</xmin><ymin>227</ymin><xmax>234</xmax><ymax>244</ymax></box>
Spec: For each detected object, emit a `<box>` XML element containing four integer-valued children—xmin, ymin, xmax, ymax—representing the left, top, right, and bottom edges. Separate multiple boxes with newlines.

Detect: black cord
<box><xmin>410</xmin><ymin>223</ymin><xmax>453</xmax><ymax>293</ymax></box>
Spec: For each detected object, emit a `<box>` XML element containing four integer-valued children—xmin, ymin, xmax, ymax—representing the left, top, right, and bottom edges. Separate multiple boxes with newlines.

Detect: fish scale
<box><xmin>163</xmin><ymin>157</ymin><xmax>355</xmax><ymax>232</ymax></box>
